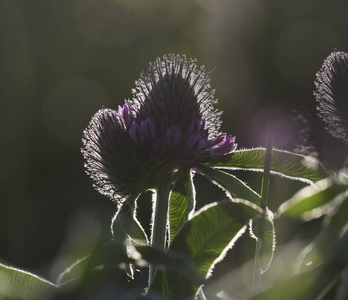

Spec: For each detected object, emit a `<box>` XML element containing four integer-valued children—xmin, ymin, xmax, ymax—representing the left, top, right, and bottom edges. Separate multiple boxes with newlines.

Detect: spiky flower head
<box><xmin>82</xmin><ymin>54</ymin><xmax>237</xmax><ymax>202</ymax></box>
<box><xmin>314</xmin><ymin>51</ymin><xmax>348</xmax><ymax>144</ymax></box>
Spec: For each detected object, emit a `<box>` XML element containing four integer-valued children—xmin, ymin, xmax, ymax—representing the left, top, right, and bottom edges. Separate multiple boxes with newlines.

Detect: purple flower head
<box><xmin>314</xmin><ymin>51</ymin><xmax>348</xmax><ymax>144</ymax></box>
<box><xmin>127</xmin><ymin>54</ymin><xmax>237</xmax><ymax>158</ymax></box>
<box><xmin>82</xmin><ymin>54</ymin><xmax>237</xmax><ymax>202</ymax></box>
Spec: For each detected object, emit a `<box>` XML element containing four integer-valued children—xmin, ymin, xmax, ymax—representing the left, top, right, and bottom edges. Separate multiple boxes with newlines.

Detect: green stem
<box><xmin>260</xmin><ymin>108</ymin><xmax>274</xmax><ymax>210</ymax></box>
<box><xmin>198</xmin><ymin>287</ymin><xmax>207</xmax><ymax>300</ymax></box>
<box><xmin>252</xmin><ymin>107</ymin><xmax>274</xmax><ymax>297</ymax></box>
<box><xmin>148</xmin><ymin>183</ymin><xmax>172</xmax><ymax>286</ymax></box>
<box><xmin>252</xmin><ymin>240</ymin><xmax>260</xmax><ymax>296</ymax></box>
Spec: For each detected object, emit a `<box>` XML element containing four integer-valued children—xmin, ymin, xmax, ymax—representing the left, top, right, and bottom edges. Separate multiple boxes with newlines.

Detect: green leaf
<box><xmin>111</xmin><ymin>196</ymin><xmax>149</xmax><ymax>246</ymax></box>
<box><xmin>207</xmin><ymin>148</ymin><xmax>327</xmax><ymax>183</ymax></box>
<box><xmin>57</xmin><ymin>256</ymin><xmax>89</xmax><ymax>287</ymax></box>
<box><xmin>278</xmin><ymin>178</ymin><xmax>348</xmax><ymax>220</ymax></box>
<box><xmin>296</xmin><ymin>195</ymin><xmax>348</xmax><ymax>272</ymax></box>
<box><xmin>196</xmin><ymin>164</ymin><xmax>261</xmax><ymax>206</ymax></box>
<box><xmin>0</xmin><ymin>262</ymin><xmax>58</xmax><ymax>299</ymax></box>
<box><xmin>171</xmin><ymin>199</ymin><xmax>261</xmax><ymax>275</ymax></box>
<box><xmin>151</xmin><ymin>199</ymin><xmax>262</xmax><ymax>299</ymax></box>
<box><xmin>111</xmin><ymin>195</ymin><xmax>149</xmax><ymax>278</ymax></box>
<box><xmin>56</xmin><ymin>241</ymin><xmax>167</xmax><ymax>299</ymax></box>
<box><xmin>325</xmin><ymin>194</ymin><xmax>348</xmax><ymax>236</ymax></box>
<box><xmin>169</xmin><ymin>170</ymin><xmax>195</xmax><ymax>243</ymax></box>
<box><xmin>250</xmin><ymin>210</ymin><xmax>276</xmax><ymax>273</ymax></box>
<box><xmin>135</xmin><ymin>246</ymin><xmax>202</xmax><ymax>284</ymax></box>
<box><xmin>57</xmin><ymin>241</ymin><xmax>130</xmax><ymax>288</ymax></box>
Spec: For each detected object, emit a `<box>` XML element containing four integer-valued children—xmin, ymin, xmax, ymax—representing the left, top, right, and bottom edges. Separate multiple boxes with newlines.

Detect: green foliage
<box><xmin>207</xmin><ymin>148</ymin><xmax>327</xmax><ymax>183</ymax></box>
<box><xmin>171</xmin><ymin>199</ymin><xmax>261</xmax><ymax>276</ymax></box>
<box><xmin>145</xmin><ymin>148</ymin><xmax>329</xmax><ymax>299</ymax></box>
<box><xmin>136</xmin><ymin>246</ymin><xmax>202</xmax><ymax>285</ymax></box>
<box><xmin>0</xmin><ymin>263</ymin><xmax>58</xmax><ymax>300</ymax></box>
<box><xmin>277</xmin><ymin>171</ymin><xmax>348</xmax><ymax>275</ymax></box>
<box><xmin>196</xmin><ymin>164</ymin><xmax>261</xmax><ymax>206</ymax></box>
<box><xmin>255</xmin><ymin>170</ymin><xmax>348</xmax><ymax>300</ymax></box>
<box><xmin>151</xmin><ymin>199</ymin><xmax>261</xmax><ymax>299</ymax></box>
<box><xmin>111</xmin><ymin>195</ymin><xmax>149</xmax><ymax>278</ymax></box>
<box><xmin>250</xmin><ymin>210</ymin><xmax>276</xmax><ymax>274</ymax></box>
<box><xmin>54</xmin><ymin>241</ymin><xmax>168</xmax><ymax>300</ymax></box>
<box><xmin>1</xmin><ymin>149</ymin><xmax>338</xmax><ymax>300</ymax></box>
<box><xmin>57</xmin><ymin>256</ymin><xmax>89</xmax><ymax>287</ymax></box>
<box><xmin>249</xmin><ymin>267</ymin><xmax>319</xmax><ymax>300</ymax></box>
<box><xmin>111</xmin><ymin>195</ymin><xmax>149</xmax><ymax>246</ymax></box>
<box><xmin>169</xmin><ymin>170</ymin><xmax>195</xmax><ymax>243</ymax></box>
<box><xmin>278</xmin><ymin>177</ymin><xmax>348</xmax><ymax>220</ymax></box>
<box><xmin>296</xmin><ymin>195</ymin><xmax>348</xmax><ymax>273</ymax></box>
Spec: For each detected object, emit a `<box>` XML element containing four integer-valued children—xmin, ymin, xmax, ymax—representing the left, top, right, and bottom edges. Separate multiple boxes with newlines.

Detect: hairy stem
<box><xmin>148</xmin><ymin>183</ymin><xmax>172</xmax><ymax>287</ymax></box>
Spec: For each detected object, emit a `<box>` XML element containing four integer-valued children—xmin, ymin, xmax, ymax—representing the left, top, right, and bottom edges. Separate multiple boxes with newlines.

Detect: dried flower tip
<box><xmin>314</xmin><ymin>51</ymin><xmax>348</xmax><ymax>144</ymax></box>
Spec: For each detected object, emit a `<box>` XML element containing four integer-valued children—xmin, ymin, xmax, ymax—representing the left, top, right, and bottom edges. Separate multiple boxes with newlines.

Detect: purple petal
<box><xmin>161</xmin><ymin>116</ymin><xmax>169</xmax><ymax>134</ymax></box>
<box><xmin>188</xmin><ymin>117</ymin><xmax>204</xmax><ymax>133</ymax></box>
<box><xmin>152</xmin><ymin>138</ymin><xmax>167</xmax><ymax>157</ymax></box>
<box><xmin>207</xmin><ymin>133</ymin><xmax>226</xmax><ymax>147</ymax></box>
<box><xmin>117</xmin><ymin>105</ymin><xmax>123</xmax><ymax>116</ymax></box>
<box><xmin>209</xmin><ymin>134</ymin><xmax>237</xmax><ymax>155</ymax></box>
<box><xmin>185</xmin><ymin>132</ymin><xmax>207</xmax><ymax>154</ymax></box>
<box><xmin>141</xmin><ymin>117</ymin><xmax>156</xmax><ymax>140</ymax></box>
<box><xmin>166</xmin><ymin>125</ymin><xmax>182</xmax><ymax>147</ymax></box>
<box><xmin>128</xmin><ymin>122</ymin><xmax>144</xmax><ymax>144</ymax></box>
<box><xmin>118</xmin><ymin>103</ymin><xmax>133</xmax><ymax>127</ymax></box>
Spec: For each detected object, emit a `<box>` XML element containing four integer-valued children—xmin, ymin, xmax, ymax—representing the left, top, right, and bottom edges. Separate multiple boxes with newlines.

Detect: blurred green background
<box><xmin>1</xmin><ymin>0</ymin><xmax>348</xmax><ymax>286</ymax></box>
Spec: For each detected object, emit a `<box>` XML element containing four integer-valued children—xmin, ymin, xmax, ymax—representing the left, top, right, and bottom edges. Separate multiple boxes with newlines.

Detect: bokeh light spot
<box><xmin>74</xmin><ymin>0</ymin><xmax>131</xmax><ymax>47</ymax></box>
<box><xmin>42</xmin><ymin>78</ymin><xmax>110</xmax><ymax>145</ymax></box>
<box><xmin>274</xmin><ymin>21</ymin><xmax>341</xmax><ymax>88</ymax></box>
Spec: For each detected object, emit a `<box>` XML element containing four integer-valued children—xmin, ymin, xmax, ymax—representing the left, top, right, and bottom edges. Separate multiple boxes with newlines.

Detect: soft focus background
<box><xmin>1</xmin><ymin>0</ymin><xmax>348</xmax><ymax>290</ymax></box>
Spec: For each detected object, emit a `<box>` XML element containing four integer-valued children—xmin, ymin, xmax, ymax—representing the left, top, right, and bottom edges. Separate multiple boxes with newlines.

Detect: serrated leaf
<box><xmin>250</xmin><ymin>210</ymin><xmax>276</xmax><ymax>273</ymax></box>
<box><xmin>151</xmin><ymin>199</ymin><xmax>262</xmax><ymax>300</ymax></box>
<box><xmin>0</xmin><ymin>263</ymin><xmax>58</xmax><ymax>299</ymax></box>
<box><xmin>207</xmin><ymin>148</ymin><xmax>326</xmax><ymax>183</ymax></box>
<box><xmin>196</xmin><ymin>164</ymin><xmax>261</xmax><ymax>206</ymax></box>
<box><xmin>169</xmin><ymin>170</ymin><xmax>195</xmax><ymax>243</ymax></box>
<box><xmin>278</xmin><ymin>178</ymin><xmax>348</xmax><ymax>220</ymax></box>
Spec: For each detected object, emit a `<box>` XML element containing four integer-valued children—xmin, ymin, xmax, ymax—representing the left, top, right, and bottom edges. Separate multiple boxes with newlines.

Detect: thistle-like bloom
<box><xmin>314</xmin><ymin>51</ymin><xmax>348</xmax><ymax>144</ymax></box>
<box><xmin>82</xmin><ymin>54</ymin><xmax>237</xmax><ymax>202</ymax></box>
